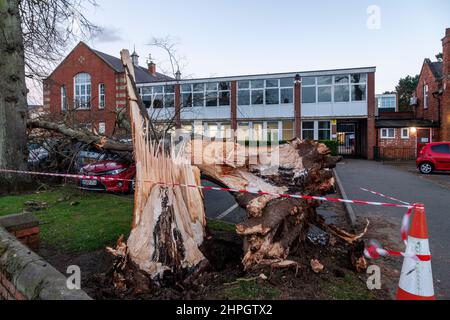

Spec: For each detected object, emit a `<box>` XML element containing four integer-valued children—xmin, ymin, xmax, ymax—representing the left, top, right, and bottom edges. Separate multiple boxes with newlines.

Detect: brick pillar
<box><xmin>175</xmin><ymin>83</ymin><xmax>181</xmax><ymax>129</ymax></box>
<box><xmin>367</xmin><ymin>72</ymin><xmax>376</xmax><ymax>160</ymax></box>
<box><xmin>231</xmin><ymin>81</ymin><xmax>237</xmax><ymax>131</ymax></box>
<box><xmin>294</xmin><ymin>80</ymin><xmax>302</xmax><ymax>137</ymax></box>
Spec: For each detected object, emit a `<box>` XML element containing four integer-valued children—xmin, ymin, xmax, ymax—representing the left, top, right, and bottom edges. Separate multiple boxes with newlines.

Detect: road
<box><xmin>336</xmin><ymin>159</ymin><xmax>450</xmax><ymax>299</ymax></box>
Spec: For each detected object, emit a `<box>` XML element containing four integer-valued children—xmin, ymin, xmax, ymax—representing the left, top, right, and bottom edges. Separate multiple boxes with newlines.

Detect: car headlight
<box><xmin>103</xmin><ymin>168</ymin><xmax>127</xmax><ymax>176</ymax></box>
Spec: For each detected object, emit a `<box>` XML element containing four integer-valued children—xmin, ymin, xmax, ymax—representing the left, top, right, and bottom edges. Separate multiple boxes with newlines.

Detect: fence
<box><xmin>374</xmin><ymin>147</ymin><xmax>416</xmax><ymax>161</ymax></box>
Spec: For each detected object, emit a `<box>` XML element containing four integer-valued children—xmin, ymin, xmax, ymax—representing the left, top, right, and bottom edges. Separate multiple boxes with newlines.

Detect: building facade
<box><xmin>138</xmin><ymin>67</ymin><xmax>376</xmax><ymax>159</ymax></box>
<box><xmin>43</xmin><ymin>42</ymin><xmax>377</xmax><ymax>159</ymax></box>
<box><xmin>374</xmin><ymin>28</ymin><xmax>450</xmax><ymax>160</ymax></box>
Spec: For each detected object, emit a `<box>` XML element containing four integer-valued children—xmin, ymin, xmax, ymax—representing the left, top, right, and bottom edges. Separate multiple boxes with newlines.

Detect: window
<box><xmin>381</xmin><ymin>128</ymin><xmax>395</xmax><ymax>139</ymax></box>
<box><xmin>282</xmin><ymin>121</ymin><xmax>294</xmax><ymax>141</ymax></box>
<box><xmin>351</xmin><ymin>74</ymin><xmax>367</xmax><ymax>102</ymax></box>
<box><xmin>98</xmin><ymin>83</ymin><xmax>105</xmax><ymax>109</ymax></box>
<box><xmin>302</xmin><ymin>77</ymin><xmax>316</xmax><ymax>103</ymax></box>
<box><xmin>98</xmin><ymin>122</ymin><xmax>106</xmax><ymax>135</ymax></box>
<box><xmin>61</xmin><ymin>86</ymin><xmax>67</xmax><ymax>111</ymax></box>
<box><xmin>431</xmin><ymin>144</ymin><xmax>450</xmax><ymax>154</ymax></box>
<box><xmin>334</xmin><ymin>75</ymin><xmax>349</xmax><ymax>102</ymax></box>
<box><xmin>238</xmin><ymin>78</ymin><xmax>293</xmax><ymax>106</ymax></box>
<box><xmin>74</xmin><ymin>73</ymin><xmax>91</xmax><ymax>109</ymax></box>
<box><xmin>317</xmin><ymin>76</ymin><xmax>332</xmax><ymax>103</ymax></box>
<box><xmin>379</xmin><ymin>96</ymin><xmax>396</xmax><ymax>109</ymax></box>
<box><xmin>318</xmin><ymin>121</ymin><xmax>331</xmax><ymax>140</ymax></box>
<box><xmin>302</xmin><ymin>121</ymin><xmax>315</xmax><ymax>140</ymax></box>
<box><xmin>302</xmin><ymin>121</ymin><xmax>331</xmax><ymax>140</ymax></box>
<box><xmin>423</xmin><ymin>84</ymin><xmax>429</xmax><ymax>109</ymax></box>
<box><xmin>401</xmin><ymin>128</ymin><xmax>409</xmax><ymax>139</ymax></box>
<box><xmin>140</xmin><ymin>85</ymin><xmax>175</xmax><ymax>108</ymax></box>
<box><xmin>180</xmin><ymin>82</ymin><xmax>230</xmax><ymax>107</ymax></box>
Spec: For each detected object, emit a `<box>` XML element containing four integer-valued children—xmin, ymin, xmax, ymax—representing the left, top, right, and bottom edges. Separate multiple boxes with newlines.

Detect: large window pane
<box><xmin>193</xmin><ymin>92</ymin><xmax>204</xmax><ymax>106</ymax></box>
<box><xmin>351</xmin><ymin>74</ymin><xmax>367</xmax><ymax>83</ymax></box>
<box><xmin>282</xmin><ymin>121</ymin><xmax>294</xmax><ymax>141</ymax></box>
<box><xmin>165</xmin><ymin>94</ymin><xmax>175</xmax><ymax>108</ymax></box>
<box><xmin>238</xmin><ymin>90</ymin><xmax>250</xmax><ymax>105</ymax></box>
<box><xmin>280</xmin><ymin>88</ymin><xmax>293</xmax><ymax>104</ymax></box>
<box><xmin>334</xmin><ymin>75</ymin><xmax>349</xmax><ymax>84</ymax></box>
<box><xmin>219</xmin><ymin>82</ymin><xmax>230</xmax><ymax>91</ymax></box>
<box><xmin>280</xmin><ymin>78</ymin><xmax>293</xmax><ymax>87</ymax></box>
<box><xmin>302</xmin><ymin>77</ymin><xmax>316</xmax><ymax>86</ymax></box>
<box><xmin>265</xmin><ymin>89</ymin><xmax>279</xmax><ymax>105</ymax></box>
<box><xmin>302</xmin><ymin>121</ymin><xmax>314</xmax><ymax>129</ymax></box>
<box><xmin>265</xmin><ymin>79</ymin><xmax>278</xmax><ymax>88</ymax></box>
<box><xmin>193</xmin><ymin>83</ymin><xmax>204</xmax><ymax>92</ymax></box>
<box><xmin>142</xmin><ymin>95</ymin><xmax>152</xmax><ymax>108</ymax></box>
<box><xmin>153</xmin><ymin>95</ymin><xmax>163</xmax><ymax>108</ymax></box>
<box><xmin>219</xmin><ymin>91</ymin><xmax>230</xmax><ymax>106</ymax></box>
<box><xmin>153</xmin><ymin>86</ymin><xmax>163</xmax><ymax>93</ymax></box>
<box><xmin>238</xmin><ymin>81</ymin><xmax>249</xmax><ymax>89</ymax></box>
<box><xmin>141</xmin><ymin>87</ymin><xmax>152</xmax><ymax>95</ymax></box>
<box><xmin>182</xmin><ymin>93</ymin><xmax>192</xmax><ymax>107</ymax></box>
<box><xmin>251</xmin><ymin>80</ymin><xmax>264</xmax><ymax>89</ymax></box>
<box><xmin>352</xmin><ymin>85</ymin><xmax>367</xmax><ymax>101</ymax></box>
<box><xmin>317</xmin><ymin>76</ymin><xmax>332</xmax><ymax>85</ymax></box>
<box><xmin>165</xmin><ymin>85</ymin><xmax>175</xmax><ymax>93</ymax></box>
<box><xmin>334</xmin><ymin>85</ymin><xmax>349</xmax><ymax>102</ymax></box>
<box><xmin>318</xmin><ymin>87</ymin><xmax>332</xmax><ymax>102</ymax></box>
<box><xmin>206</xmin><ymin>82</ymin><xmax>218</xmax><ymax>91</ymax></box>
<box><xmin>181</xmin><ymin>84</ymin><xmax>192</xmax><ymax>92</ymax></box>
<box><xmin>206</xmin><ymin>92</ymin><xmax>218</xmax><ymax>106</ymax></box>
<box><xmin>302</xmin><ymin>87</ymin><xmax>316</xmax><ymax>103</ymax></box>
<box><xmin>318</xmin><ymin>129</ymin><xmax>331</xmax><ymax>140</ymax></box>
<box><xmin>251</xmin><ymin>90</ymin><xmax>264</xmax><ymax>105</ymax></box>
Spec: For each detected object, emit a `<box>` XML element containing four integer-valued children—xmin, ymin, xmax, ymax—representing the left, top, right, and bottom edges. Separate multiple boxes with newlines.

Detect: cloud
<box><xmin>91</xmin><ymin>27</ymin><xmax>123</xmax><ymax>43</ymax></box>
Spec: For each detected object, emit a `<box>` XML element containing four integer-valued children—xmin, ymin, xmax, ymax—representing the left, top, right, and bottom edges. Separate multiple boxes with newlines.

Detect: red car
<box><xmin>417</xmin><ymin>142</ymin><xmax>450</xmax><ymax>174</ymax></box>
<box><xmin>79</xmin><ymin>160</ymin><xmax>136</xmax><ymax>193</ymax></box>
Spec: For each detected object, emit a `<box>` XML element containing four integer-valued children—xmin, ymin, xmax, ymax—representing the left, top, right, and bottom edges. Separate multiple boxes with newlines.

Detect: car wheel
<box><xmin>419</xmin><ymin>163</ymin><xmax>433</xmax><ymax>174</ymax></box>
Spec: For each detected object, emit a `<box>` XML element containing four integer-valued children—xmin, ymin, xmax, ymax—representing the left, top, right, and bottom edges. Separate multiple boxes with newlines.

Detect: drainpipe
<box><xmin>432</xmin><ymin>88</ymin><xmax>443</xmax><ymax>139</ymax></box>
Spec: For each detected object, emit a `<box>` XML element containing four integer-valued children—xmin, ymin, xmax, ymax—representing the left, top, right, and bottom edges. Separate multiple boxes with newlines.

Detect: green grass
<box><xmin>0</xmin><ymin>186</ymin><xmax>133</xmax><ymax>253</ymax></box>
<box><xmin>326</xmin><ymin>274</ymin><xmax>377</xmax><ymax>300</ymax></box>
<box><xmin>224</xmin><ymin>279</ymin><xmax>281</xmax><ymax>300</ymax></box>
<box><xmin>206</xmin><ymin>218</ymin><xmax>236</xmax><ymax>232</ymax></box>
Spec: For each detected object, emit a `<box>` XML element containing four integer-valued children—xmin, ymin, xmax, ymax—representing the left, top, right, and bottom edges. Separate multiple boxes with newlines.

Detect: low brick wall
<box><xmin>0</xmin><ymin>212</ymin><xmax>40</xmax><ymax>250</ymax></box>
<box><xmin>0</xmin><ymin>214</ymin><xmax>92</xmax><ymax>300</ymax></box>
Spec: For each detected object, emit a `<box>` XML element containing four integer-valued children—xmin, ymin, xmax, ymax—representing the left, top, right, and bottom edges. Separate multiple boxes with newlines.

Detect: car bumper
<box><xmin>79</xmin><ymin>177</ymin><xmax>131</xmax><ymax>193</ymax></box>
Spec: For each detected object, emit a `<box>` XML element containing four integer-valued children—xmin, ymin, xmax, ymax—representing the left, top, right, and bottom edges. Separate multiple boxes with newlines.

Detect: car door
<box><xmin>431</xmin><ymin>144</ymin><xmax>450</xmax><ymax>170</ymax></box>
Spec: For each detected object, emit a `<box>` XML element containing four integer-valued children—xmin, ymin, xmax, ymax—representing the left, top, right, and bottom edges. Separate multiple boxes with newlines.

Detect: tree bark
<box><xmin>0</xmin><ymin>0</ymin><xmax>31</xmax><ymax>193</ymax></box>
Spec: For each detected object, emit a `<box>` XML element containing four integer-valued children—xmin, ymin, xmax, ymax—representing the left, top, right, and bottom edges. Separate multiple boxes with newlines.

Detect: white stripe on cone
<box><xmin>398</xmin><ymin>236</ymin><xmax>434</xmax><ymax>298</ymax></box>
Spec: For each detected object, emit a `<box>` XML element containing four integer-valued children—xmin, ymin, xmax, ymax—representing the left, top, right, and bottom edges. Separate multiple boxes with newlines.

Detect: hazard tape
<box><xmin>360</xmin><ymin>188</ymin><xmax>411</xmax><ymax>206</ymax></box>
<box><xmin>0</xmin><ymin>169</ymin><xmax>414</xmax><ymax>209</ymax></box>
<box><xmin>1</xmin><ymin>168</ymin><xmax>428</xmax><ymax>261</ymax></box>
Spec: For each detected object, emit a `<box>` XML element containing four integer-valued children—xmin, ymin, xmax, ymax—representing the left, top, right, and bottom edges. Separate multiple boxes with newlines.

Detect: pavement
<box><xmin>335</xmin><ymin>159</ymin><xmax>450</xmax><ymax>299</ymax></box>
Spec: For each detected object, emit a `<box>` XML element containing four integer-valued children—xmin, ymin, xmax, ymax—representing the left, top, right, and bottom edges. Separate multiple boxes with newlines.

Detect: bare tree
<box><xmin>0</xmin><ymin>0</ymin><xmax>97</xmax><ymax>193</ymax></box>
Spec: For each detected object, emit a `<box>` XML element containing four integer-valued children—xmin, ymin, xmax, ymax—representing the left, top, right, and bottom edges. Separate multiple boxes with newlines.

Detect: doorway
<box><xmin>417</xmin><ymin>128</ymin><xmax>431</xmax><ymax>156</ymax></box>
<box><xmin>337</xmin><ymin>123</ymin><xmax>356</xmax><ymax>156</ymax></box>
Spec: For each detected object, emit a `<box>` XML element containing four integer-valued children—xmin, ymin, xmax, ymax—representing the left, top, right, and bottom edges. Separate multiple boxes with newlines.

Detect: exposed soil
<box><xmin>36</xmin><ymin>199</ymin><xmax>397</xmax><ymax>300</ymax></box>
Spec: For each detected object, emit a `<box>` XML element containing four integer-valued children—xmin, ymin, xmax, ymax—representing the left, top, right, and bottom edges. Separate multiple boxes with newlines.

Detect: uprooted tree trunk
<box><xmin>108</xmin><ymin>50</ymin><xmax>364</xmax><ymax>291</ymax></box>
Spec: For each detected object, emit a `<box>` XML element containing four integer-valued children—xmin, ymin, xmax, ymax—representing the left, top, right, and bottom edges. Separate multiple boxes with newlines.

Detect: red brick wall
<box><xmin>45</xmin><ymin>42</ymin><xmax>124</xmax><ymax>137</ymax></box>
<box><xmin>367</xmin><ymin>72</ymin><xmax>376</xmax><ymax>159</ymax></box>
<box><xmin>415</xmin><ymin>63</ymin><xmax>441</xmax><ymax>124</ymax></box>
<box><xmin>378</xmin><ymin>128</ymin><xmax>417</xmax><ymax>160</ymax></box>
<box><xmin>441</xmin><ymin>28</ymin><xmax>450</xmax><ymax>141</ymax></box>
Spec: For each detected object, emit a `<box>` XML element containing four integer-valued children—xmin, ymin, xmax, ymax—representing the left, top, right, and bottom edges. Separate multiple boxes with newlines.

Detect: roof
<box><xmin>92</xmin><ymin>49</ymin><xmax>173</xmax><ymax>83</ymax></box>
<box><xmin>376</xmin><ymin>119</ymin><xmax>440</xmax><ymax>128</ymax></box>
<box><xmin>425</xmin><ymin>59</ymin><xmax>443</xmax><ymax>79</ymax></box>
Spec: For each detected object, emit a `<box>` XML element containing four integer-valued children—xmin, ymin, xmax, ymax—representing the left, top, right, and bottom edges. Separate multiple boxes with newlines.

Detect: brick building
<box><xmin>43</xmin><ymin>42</ymin><xmax>171</xmax><ymax>137</ymax></box>
<box><xmin>375</xmin><ymin>27</ymin><xmax>450</xmax><ymax>160</ymax></box>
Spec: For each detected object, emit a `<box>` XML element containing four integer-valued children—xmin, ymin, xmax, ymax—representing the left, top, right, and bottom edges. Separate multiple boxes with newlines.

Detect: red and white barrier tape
<box><xmin>361</xmin><ymin>188</ymin><xmax>411</xmax><ymax>206</ymax></box>
<box><xmin>1</xmin><ymin>168</ymin><xmax>427</xmax><ymax>261</ymax></box>
<box><xmin>0</xmin><ymin>169</ymin><xmax>414</xmax><ymax>209</ymax></box>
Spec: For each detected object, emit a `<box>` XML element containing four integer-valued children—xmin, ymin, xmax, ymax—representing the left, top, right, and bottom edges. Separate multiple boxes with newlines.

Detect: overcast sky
<box><xmin>28</xmin><ymin>0</ymin><xmax>450</xmax><ymax>103</ymax></box>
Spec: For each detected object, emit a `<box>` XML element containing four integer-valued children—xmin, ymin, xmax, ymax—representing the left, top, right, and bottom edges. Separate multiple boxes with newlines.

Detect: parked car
<box><xmin>79</xmin><ymin>160</ymin><xmax>136</xmax><ymax>193</ymax></box>
<box><xmin>28</xmin><ymin>142</ymin><xmax>51</xmax><ymax>168</ymax></box>
<box><xmin>417</xmin><ymin>142</ymin><xmax>450</xmax><ymax>174</ymax></box>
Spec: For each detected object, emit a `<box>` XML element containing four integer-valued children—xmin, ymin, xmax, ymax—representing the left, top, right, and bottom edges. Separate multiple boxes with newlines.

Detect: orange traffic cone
<box><xmin>397</xmin><ymin>204</ymin><xmax>435</xmax><ymax>300</ymax></box>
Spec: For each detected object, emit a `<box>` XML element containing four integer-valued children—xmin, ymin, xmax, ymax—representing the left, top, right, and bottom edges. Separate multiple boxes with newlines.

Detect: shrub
<box><xmin>319</xmin><ymin>139</ymin><xmax>338</xmax><ymax>156</ymax></box>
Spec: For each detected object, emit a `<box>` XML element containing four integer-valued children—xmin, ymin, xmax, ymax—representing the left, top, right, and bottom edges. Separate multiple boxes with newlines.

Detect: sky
<box><xmin>29</xmin><ymin>0</ymin><xmax>450</xmax><ymax>103</ymax></box>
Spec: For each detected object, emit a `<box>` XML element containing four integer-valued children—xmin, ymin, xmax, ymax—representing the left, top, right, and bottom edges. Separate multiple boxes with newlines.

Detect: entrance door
<box><xmin>337</xmin><ymin>123</ymin><xmax>356</xmax><ymax>156</ymax></box>
<box><xmin>417</xmin><ymin>128</ymin><xmax>431</xmax><ymax>156</ymax></box>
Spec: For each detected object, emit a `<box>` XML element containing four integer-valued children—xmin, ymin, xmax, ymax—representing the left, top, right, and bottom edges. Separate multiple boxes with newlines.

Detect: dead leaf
<box><xmin>310</xmin><ymin>259</ymin><xmax>324</xmax><ymax>273</ymax></box>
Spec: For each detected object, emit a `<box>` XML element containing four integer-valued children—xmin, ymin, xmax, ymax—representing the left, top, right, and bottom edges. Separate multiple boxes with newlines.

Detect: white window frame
<box><xmin>401</xmin><ymin>128</ymin><xmax>409</xmax><ymax>139</ymax></box>
<box><xmin>74</xmin><ymin>73</ymin><xmax>91</xmax><ymax>110</ymax></box>
<box><xmin>301</xmin><ymin>120</ymin><xmax>331</xmax><ymax>141</ymax></box>
<box><xmin>423</xmin><ymin>84</ymin><xmax>429</xmax><ymax>109</ymax></box>
<box><xmin>140</xmin><ymin>85</ymin><xmax>176</xmax><ymax>109</ymax></box>
<box><xmin>381</xmin><ymin>128</ymin><xmax>396</xmax><ymax>139</ymax></box>
<box><xmin>237</xmin><ymin>78</ymin><xmax>294</xmax><ymax>106</ymax></box>
<box><xmin>98</xmin><ymin>83</ymin><xmax>105</xmax><ymax>109</ymax></box>
<box><xmin>61</xmin><ymin>86</ymin><xmax>67</xmax><ymax>111</ymax></box>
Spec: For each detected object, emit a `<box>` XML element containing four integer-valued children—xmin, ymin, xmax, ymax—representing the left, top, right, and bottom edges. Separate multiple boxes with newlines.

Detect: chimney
<box><xmin>442</xmin><ymin>28</ymin><xmax>450</xmax><ymax>78</ymax></box>
<box><xmin>148</xmin><ymin>61</ymin><xmax>156</xmax><ymax>76</ymax></box>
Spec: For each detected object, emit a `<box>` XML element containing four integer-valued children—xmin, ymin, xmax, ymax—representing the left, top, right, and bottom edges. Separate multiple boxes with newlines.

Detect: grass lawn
<box><xmin>0</xmin><ymin>185</ymin><xmax>134</xmax><ymax>253</ymax></box>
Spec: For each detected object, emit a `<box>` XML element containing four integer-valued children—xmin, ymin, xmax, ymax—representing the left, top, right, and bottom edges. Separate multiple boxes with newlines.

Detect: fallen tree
<box><xmin>104</xmin><ymin>50</ymin><xmax>369</xmax><ymax>293</ymax></box>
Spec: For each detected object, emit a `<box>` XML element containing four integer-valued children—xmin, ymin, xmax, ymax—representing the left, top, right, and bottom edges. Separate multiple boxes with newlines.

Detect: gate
<box><xmin>337</xmin><ymin>123</ymin><xmax>356</xmax><ymax>156</ymax></box>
